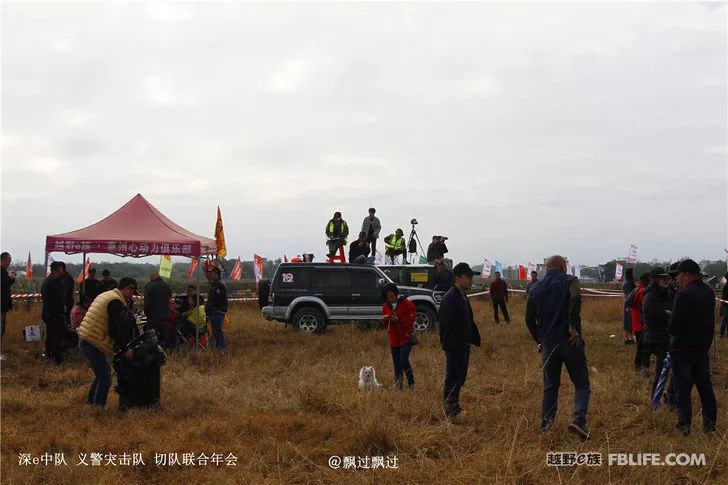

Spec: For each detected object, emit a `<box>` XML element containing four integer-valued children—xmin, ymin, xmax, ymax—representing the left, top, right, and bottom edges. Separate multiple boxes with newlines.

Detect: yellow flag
<box><xmin>215</xmin><ymin>206</ymin><xmax>227</xmax><ymax>258</ymax></box>
<box><xmin>159</xmin><ymin>255</ymin><xmax>173</xmax><ymax>279</ymax></box>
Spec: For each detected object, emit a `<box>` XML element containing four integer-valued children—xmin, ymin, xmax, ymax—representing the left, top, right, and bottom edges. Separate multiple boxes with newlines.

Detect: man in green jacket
<box><xmin>325</xmin><ymin>211</ymin><xmax>349</xmax><ymax>258</ymax></box>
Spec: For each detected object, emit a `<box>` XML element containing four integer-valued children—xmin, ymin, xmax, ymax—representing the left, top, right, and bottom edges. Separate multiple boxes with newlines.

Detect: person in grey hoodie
<box><xmin>361</xmin><ymin>208</ymin><xmax>381</xmax><ymax>257</ymax></box>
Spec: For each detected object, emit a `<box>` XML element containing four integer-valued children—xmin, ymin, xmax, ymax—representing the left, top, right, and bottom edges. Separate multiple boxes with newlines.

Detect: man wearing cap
<box><xmin>325</xmin><ymin>211</ymin><xmax>349</xmax><ymax>259</ymax></box>
<box><xmin>668</xmin><ymin>259</ymin><xmax>717</xmax><ymax>435</ymax></box>
<box><xmin>438</xmin><ymin>262</ymin><xmax>481</xmax><ymax>423</ymax></box>
<box><xmin>361</xmin><ymin>208</ymin><xmax>381</xmax><ymax>257</ymax></box>
<box><xmin>640</xmin><ymin>267</ymin><xmax>673</xmax><ymax>395</ymax></box>
<box><xmin>78</xmin><ymin>277</ymin><xmax>140</xmax><ymax>407</ymax></box>
<box><xmin>349</xmin><ymin>232</ymin><xmax>373</xmax><ymax>264</ymax></box>
<box><xmin>525</xmin><ymin>255</ymin><xmax>590</xmax><ymax>440</ymax></box>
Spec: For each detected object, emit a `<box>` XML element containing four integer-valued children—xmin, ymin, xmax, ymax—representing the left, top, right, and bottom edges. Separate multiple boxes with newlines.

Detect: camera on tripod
<box><xmin>410</xmin><ymin>218</ymin><xmax>418</xmax><ymax>225</ymax></box>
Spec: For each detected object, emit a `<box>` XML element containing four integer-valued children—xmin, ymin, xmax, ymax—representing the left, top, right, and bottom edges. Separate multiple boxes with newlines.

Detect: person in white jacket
<box><xmin>361</xmin><ymin>208</ymin><xmax>381</xmax><ymax>257</ymax></box>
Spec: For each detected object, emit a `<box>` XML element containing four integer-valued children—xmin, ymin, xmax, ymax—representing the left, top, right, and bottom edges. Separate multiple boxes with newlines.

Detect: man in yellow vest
<box><xmin>325</xmin><ymin>211</ymin><xmax>349</xmax><ymax>259</ymax></box>
<box><xmin>384</xmin><ymin>228</ymin><xmax>406</xmax><ymax>264</ymax></box>
<box><xmin>78</xmin><ymin>277</ymin><xmax>139</xmax><ymax>407</ymax></box>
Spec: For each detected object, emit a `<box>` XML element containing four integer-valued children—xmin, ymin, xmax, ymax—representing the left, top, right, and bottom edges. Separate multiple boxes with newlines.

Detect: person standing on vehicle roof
<box><xmin>361</xmin><ymin>208</ymin><xmax>381</xmax><ymax>258</ymax></box>
<box><xmin>325</xmin><ymin>211</ymin><xmax>349</xmax><ymax>259</ymax></box>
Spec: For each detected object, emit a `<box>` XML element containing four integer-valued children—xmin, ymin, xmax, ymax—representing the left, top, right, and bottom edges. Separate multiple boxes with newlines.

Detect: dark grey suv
<box><xmin>261</xmin><ymin>263</ymin><xmax>442</xmax><ymax>334</ymax></box>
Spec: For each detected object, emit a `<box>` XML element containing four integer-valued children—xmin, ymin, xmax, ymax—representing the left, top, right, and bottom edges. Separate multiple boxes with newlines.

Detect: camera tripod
<box><xmin>406</xmin><ymin>223</ymin><xmax>426</xmax><ymax>264</ymax></box>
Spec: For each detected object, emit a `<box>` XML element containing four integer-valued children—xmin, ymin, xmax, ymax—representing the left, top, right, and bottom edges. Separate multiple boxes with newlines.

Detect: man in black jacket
<box><xmin>81</xmin><ymin>268</ymin><xmax>105</xmax><ymax>304</ymax></box>
<box><xmin>438</xmin><ymin>262</ymin><xmax>481</xmax><ymax>423</ymax></box>
<box><xmin>622</xmin><ymin>268</ymin><xmax>636</xmax><ymax>345</ymax></box>
<box><xmin>206</xmin><ymin>267</ymin><xmax>228</xmax><ymax>351</ymax></box>
<box><xmin>1</xmin><ymin>252</ymin><xmax>16</xmax><ymax>359</ymax></box>
<box><xmin>144</xmin><ymin>273</ymin><xmax>172</xmax><ymax>348</ymax></box>
<box><xmin>720</xmin><ymin>272</ymin><xmax>728</xmax><ymax>338</ymax></box>
<box><xmin>640</xmin><ymin>267</ymin><xmax>673</xmax><ymax>394</ymax></box>
<box><xmin>101</xmin><ymin>269</ymin><xmax>118</xmax><ymax>291</ymax></box>
<box><xmin>427</xmin><ymin>236</ymin><xmax>449</xmax><ymax>263</ymax></box>
<box><xmin>349</xmin><ymin>232</ymin><xmax>372</xmax><ymax>264</ymax></box>
<box><xmin>42</xmin><ymin>261</ymin><xmax>66</xmax><ymax>365</ymax></box>
<box><xmin>59</xmin><ymin>262</ymin><xmax>75</xmax><ymax>326</ymax></box>
<box><xmin>668</xmin><ymin>259</ymin><xmax>717</xmax><ymax>435</ymax></box>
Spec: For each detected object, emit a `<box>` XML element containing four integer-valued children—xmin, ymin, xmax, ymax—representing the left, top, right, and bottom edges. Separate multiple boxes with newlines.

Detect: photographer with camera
<box><xmin>427</xmin><ymin>235</ymin><xmax>449</xmax><ymax>263</ymax></box>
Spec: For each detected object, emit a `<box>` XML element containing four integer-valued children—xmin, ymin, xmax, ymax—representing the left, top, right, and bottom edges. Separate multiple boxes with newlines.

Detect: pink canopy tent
<box><xmin>46</xmin><ymin>193</ymin><xmax>216</xmax><ymax>258</ymax></box>
<box><xmin>45</xmin><ymin>193</ymin><xmax>216</xmax><ymax>349</ymax></box>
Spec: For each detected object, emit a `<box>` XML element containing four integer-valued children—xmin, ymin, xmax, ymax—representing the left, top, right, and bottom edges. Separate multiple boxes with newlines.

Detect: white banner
<box><xmin>482</xmin><ymin>258</ymin><xmax>491</xmax><ymax>278</ymax></box>
<box><xmin>615</xmin><ymin>263</ymin><xmax>624</xmax><ymax>281</ymax></box>
<box><xmin>527</xmin><ymin>262</ymin><xmax>537</xmax><ymax>280</ymax></box>
<box><xmin>627</xmin><ymin>244</ymin><xmax>638</xmax><ymax>264</ymax></box>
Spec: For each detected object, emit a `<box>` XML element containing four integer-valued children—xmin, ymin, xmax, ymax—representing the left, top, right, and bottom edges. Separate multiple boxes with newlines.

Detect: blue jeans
<box><xmin>390</xmin><ymin>342</ymin><xmax>414</xmax><ymax>389</ymax></box>
<box><xmin>541</xmin><ymin>340</ymin><xmax>590</xmax><ymax>427</ymax></box>
<box><xmin>672</xmin><ymin>351</ymin><xmax>717</xmax><ymax>432</ymax></box>
<box><xmin>80</xmin><ymin>339</ymin><xmax>111</xmax><ymax>407</ymax></box>
<box><xmin>209</xmin><ymin>311</ymin><xmax>226</xmax><ymax>350</ymax></box>
<box><xmin>443</xmin><ymin>345</ymin><xmax>470</xmax><ymax>416</ymax></box>
<box><xmin>353</xmin><ymin>255</ymin><xmax>375</xmax><ymax>265</ymax></box>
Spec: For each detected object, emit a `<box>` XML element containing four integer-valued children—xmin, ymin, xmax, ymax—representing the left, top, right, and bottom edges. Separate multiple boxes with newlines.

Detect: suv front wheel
<box><xmin>414</xmin><ymin>305</ymin><xmax>437</xmax><ymax>332</ymax></box>
<box><xmin>292</xmin><ymin>307</ymin><xmax>326</xmax><ymax>335</ymax></box>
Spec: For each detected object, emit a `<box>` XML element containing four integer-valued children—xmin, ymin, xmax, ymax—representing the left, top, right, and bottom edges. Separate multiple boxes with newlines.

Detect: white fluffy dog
<box><xmin>358</xmin><ymin>366</ymin><xmax>382</xmax><ymax>390</ymax></box>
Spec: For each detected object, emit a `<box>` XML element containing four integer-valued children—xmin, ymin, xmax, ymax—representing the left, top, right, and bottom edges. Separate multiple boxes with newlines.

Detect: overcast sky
<box><xmin>1</xmin><ymin>2</ymin><xmax>726</xmax><ymax>267</ymax></box>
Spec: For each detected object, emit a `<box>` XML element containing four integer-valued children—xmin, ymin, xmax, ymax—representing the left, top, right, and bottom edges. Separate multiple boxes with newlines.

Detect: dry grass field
<box><xmin>1</xmin><ymin>296</ymin><xmax>727</xmax><ymax>484</ymax></box>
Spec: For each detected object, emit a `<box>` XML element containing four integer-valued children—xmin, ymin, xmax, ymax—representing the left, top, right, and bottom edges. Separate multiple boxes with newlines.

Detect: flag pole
<box><xmin>81</xmin><ymin>252</ymin><xmax>87</xmax><ymax>303</ymax></box>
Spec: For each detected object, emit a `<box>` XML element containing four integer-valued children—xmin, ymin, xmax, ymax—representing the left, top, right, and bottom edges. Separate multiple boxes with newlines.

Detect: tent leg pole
<box><xmin>40</xmin><ymin>250</ymin><xmax>49</xmax><ymax>356</ymax></box>
<box><xmin>195</xmin><ymin>257</ymin><xmax>200</xmax><ymax>352</ymax></box>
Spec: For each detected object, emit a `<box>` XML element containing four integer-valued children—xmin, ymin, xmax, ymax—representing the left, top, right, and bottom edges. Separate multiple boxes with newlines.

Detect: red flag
<box><xmin>253</xmin><ymin>254</ymin><xmax>264</xmax><ymax>282</ymax></box>
<box><xmin>518</xmin><ymin>265</ymin><xmax>527</xmax><ymax>281</ymax></box>
<box><xmin>76</xmin><ymin>257</ymin><xmax>90</xmax><ymax>284</ymax></box>
<box><xmin>26</xmin><ymin>252</ymin><xmax>33</xmax><ymax>279</ymax></box>
<box><xmin>187</xmin><ymin>259</ymin><xmax>199</xmax><ymax>278</ymax></box>
<box><xmin>230</xmin><ymin>258</ymin><xmax>243</xmax><ymax>281</ymax></box>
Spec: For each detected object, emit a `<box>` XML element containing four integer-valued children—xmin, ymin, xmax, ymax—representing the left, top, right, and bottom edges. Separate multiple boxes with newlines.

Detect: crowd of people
<box><xmin>0</xmin><ymin>252</ymin><xmax>230</xmax><ymax>411</ymax></box>
<box><xmin>620</xmin><ymin>260</ymin><xmax>722</xmax><ymax>435</ymax></box>
<box><xmin>1</xmin><ymin>247</ymin><xmax>725</xmax><ymax>439</ymax></box>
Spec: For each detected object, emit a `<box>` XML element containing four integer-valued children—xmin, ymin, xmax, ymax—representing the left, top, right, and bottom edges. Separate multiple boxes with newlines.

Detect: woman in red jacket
<box><xmin>628</xmin><ymin>272</ymin><xmax>650</xmax><ymax>372</ymax></box>
<box><xmin>381</xmin><ymin>283</ymin><xmax>417</xmax><ymax>390</ymax></box>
